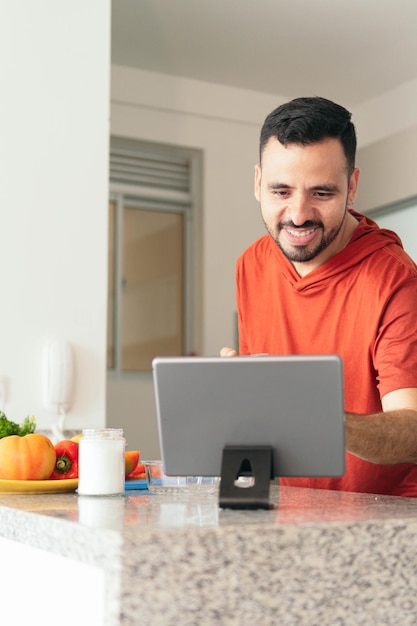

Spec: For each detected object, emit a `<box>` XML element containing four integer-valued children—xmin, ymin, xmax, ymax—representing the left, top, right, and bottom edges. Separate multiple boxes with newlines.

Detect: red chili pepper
<box><xmin>49</xmin><ymin>440</ymin><xmax>79</xmax><ymax>479</ymax></box>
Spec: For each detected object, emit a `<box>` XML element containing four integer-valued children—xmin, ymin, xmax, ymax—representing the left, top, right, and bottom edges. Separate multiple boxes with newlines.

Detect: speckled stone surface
<box><xmin>2</xmin><ymin>485</ymin><xmax>417</xmax><ymax>625</ymax></box>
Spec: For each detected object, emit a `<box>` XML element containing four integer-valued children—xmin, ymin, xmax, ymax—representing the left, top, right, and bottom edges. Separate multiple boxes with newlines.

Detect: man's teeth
<box><xmin>288</xmin><ymin>228</ymin><xmax>315</xmax><ymax>237</ymax></box>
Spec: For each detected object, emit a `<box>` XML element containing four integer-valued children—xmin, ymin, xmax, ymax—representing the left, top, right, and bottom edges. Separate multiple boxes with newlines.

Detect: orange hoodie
<box><xmin>236</xmin><ymin>210</ymin><xmax>417</xmax><ymax>496</ymax></box>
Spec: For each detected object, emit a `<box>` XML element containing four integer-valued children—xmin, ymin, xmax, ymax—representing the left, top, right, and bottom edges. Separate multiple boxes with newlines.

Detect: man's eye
<box><xmin>315</xmin><ymin>191</ymin><xmax>333</xmax><ymax>198</ymax></box>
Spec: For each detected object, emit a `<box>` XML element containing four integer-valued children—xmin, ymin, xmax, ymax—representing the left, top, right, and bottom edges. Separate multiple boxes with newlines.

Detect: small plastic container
<box><xmin>145</xmin><ymin>460</ymin><xmax>219</xmax><ymax>496</ymax></box>
<box><xmin>78</xmin><ymin>428</ymin><xmax>126</xmax><ymax>496</ymax></box>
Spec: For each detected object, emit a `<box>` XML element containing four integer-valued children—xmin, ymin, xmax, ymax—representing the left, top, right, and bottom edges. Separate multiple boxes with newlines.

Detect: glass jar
<box><xmin>78</xmin><ymin>428</ymin><xmax>126</xmax><ymax>496</ymax></box>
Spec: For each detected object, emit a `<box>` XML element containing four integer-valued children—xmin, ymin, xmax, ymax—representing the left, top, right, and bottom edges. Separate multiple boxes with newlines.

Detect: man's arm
<box><xmin>221</xmin><ymin>349</ymin><xmax>417</xmax><ymax>465</ymax></box>
<box><xmin>345</xmin><ymin>387</ymin><xmax>417</xmax><ymax>465</ymax></box>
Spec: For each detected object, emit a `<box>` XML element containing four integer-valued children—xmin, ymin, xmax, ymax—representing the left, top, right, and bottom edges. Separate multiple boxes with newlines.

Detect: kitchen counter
<box><xmin>1</xmin><ymin>484</ymin><xmax>417</xmax><ymax>625</ymax></box>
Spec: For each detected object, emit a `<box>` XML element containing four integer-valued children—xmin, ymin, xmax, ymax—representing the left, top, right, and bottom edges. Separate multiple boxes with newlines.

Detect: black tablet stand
<box><xmin>219</xmin><ymin>445</ymin><xmax>274</xmax><ymax>510</ymax></box>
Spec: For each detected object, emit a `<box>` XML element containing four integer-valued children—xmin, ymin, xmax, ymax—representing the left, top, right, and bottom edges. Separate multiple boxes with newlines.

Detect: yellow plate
<box><xmin>0</xmin><ymin>478</ymin><xmax>78</xmax><ymax>494</ymax></box>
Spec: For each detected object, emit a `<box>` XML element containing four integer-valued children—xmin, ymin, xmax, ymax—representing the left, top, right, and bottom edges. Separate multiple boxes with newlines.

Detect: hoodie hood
<box><xmin>273</xmin><ymin>209</ymin><xmax>405</xmax><ymax>291</ymax></box>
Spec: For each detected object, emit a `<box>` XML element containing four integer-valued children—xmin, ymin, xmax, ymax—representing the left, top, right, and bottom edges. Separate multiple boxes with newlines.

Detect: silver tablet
<box><xmin>152</xmin><ymin>355</ymin><xmax>345</xmax><ymax>478</ymax></box>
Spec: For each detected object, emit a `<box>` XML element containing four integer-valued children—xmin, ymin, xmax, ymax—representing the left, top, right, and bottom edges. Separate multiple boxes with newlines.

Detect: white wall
<box><xmin>0</xmin><ymin>1</ymin><xmax>110</xmax><ymax>434</ymax></box>
<box><xmin>374</xmin><ymin>202</ymin><xmax>417</xmax><ymax>262</ymax></box>
<box><xmin>354</xmin><ymin>77</ymin><xmax>417</xmax><ymax>149</ymax></box>
<box><xmin>354</xmin><ymin>78</ymin><xmax>417</xmax><ymax>212</ymax></box>
<box><xmin>356</xmin><ymin>124</ymin><xmax>417</xmax><ymax>212</ymax></box>
<box><xmin>0</xmin><ymin>537</ymin><xmax>105</xmax><ymax>626</ymax></box>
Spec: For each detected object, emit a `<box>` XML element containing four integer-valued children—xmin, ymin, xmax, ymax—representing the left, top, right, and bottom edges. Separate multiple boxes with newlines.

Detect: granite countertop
<box><xmin>2</xmin><ymin>485</ymin><xmax>417</xmax><ymax>625</ymax></box>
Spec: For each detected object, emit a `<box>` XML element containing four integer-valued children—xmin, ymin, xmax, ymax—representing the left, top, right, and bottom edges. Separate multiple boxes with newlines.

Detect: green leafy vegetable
<box><xmin>0</xmin><ymin>412</ymin><xmax>36</xmax><ymax>438</ymax></box>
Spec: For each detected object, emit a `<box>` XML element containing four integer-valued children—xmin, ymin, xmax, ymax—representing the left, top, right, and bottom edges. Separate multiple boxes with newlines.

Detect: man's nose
<box><xmin>288</xmin><ymin>194</ymin><xmax>313</xmax><ymax>226</ymax></box>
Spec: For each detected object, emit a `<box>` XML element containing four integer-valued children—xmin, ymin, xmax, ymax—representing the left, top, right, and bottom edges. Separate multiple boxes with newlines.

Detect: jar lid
<box><xmin>81</xmin><ymin>428</ymin><xmax>124</xmax><ymax>440</ymax></box>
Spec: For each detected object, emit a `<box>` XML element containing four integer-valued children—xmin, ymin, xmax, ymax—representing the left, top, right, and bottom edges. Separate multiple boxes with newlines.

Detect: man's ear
<box><xmin>348</xmin><ymin>167</ymin><xmax>360</xmax><ymax>205</ymax></box>
<box><xmin>254</xmin><ymin>163</ymin><xmax>261</xmax><ymax>202</ymax></box>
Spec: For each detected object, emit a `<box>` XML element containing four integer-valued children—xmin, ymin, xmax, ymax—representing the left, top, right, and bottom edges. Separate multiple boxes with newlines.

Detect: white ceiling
<box><xmin>111</xmin><ymin>0</ymin><xmax>417</xmax><ymax>109</ymax></box>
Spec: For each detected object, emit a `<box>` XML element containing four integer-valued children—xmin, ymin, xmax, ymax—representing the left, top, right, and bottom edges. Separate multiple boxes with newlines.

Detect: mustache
<box><xmin>278</xmin><ymin>220</ymin><xmax>323</xmax><ymax>229</ymax></box>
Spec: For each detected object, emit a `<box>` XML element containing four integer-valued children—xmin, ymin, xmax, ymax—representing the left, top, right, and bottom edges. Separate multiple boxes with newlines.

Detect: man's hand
<box><xmin>220</xmin><ymin>346</ymin><xmax>237</xmax><ymax>357</ymax></box>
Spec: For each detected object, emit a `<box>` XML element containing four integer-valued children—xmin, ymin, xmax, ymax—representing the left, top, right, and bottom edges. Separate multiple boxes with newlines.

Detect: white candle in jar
<box><xmin>78</xmin><ymin>428</ymin><xmax>125</xmax><ymax>496</ymax></box>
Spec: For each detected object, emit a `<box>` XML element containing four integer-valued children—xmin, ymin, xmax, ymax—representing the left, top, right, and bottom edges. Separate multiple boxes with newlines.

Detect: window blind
<box><xmin>110</xmin><ymin>137</ymin><xmax>191</xmax><ymax>201</ymax></box>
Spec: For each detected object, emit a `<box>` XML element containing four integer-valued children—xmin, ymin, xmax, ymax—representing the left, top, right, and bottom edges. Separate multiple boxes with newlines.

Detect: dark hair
<box><xmin>259</xmin><ymin>96</ymin><xmax>357</xmax><ymax>175</ymax></box>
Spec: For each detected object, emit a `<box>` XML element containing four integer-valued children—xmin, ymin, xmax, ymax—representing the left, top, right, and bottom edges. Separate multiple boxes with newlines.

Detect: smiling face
<box><xmin>255</xmin><ymin>137</ymin><xmax>360</xmax><ymax>276</ymax></box>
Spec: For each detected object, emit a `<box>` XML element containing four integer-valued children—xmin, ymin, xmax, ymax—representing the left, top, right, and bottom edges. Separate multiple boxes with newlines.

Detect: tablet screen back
<box><xmin>152</xmin><ymin>355</ymin><xmax>345</xmax><ymax>478</ymax></box>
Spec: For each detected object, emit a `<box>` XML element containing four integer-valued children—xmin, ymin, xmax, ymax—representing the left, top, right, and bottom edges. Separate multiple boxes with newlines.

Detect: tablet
<box><xmin>152</xmin><ymin>355</ymin><xmax>345</xmax><ymax>479</ymax></box>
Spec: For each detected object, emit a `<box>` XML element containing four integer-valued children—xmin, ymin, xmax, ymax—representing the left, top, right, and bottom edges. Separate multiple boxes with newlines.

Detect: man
<box><xmin>221</xmin><ymin>96</ymin><xmax>417</xmax><ymax>496</ymax></box>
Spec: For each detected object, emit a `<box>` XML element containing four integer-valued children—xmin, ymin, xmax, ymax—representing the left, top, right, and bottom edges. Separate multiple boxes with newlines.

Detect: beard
<box><xmin>264</xmin><ymin>208</ymin><xmax>348</xmax><ymax>263</ymax></box>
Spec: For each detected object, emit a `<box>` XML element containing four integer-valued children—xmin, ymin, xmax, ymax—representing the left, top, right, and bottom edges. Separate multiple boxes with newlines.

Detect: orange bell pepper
<box><xmin>0</xmin><ymin>433</ymin><xmax>56</xmax><ymax>480</ymax></box>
